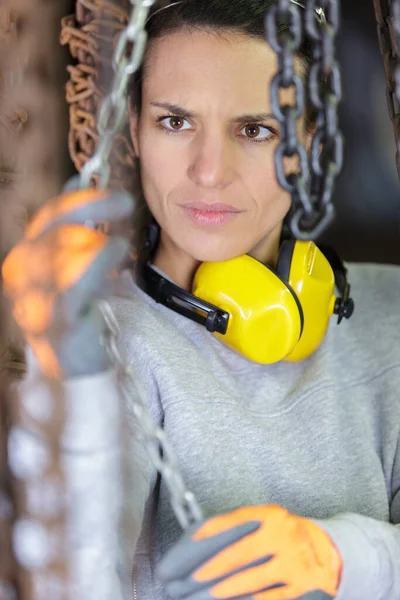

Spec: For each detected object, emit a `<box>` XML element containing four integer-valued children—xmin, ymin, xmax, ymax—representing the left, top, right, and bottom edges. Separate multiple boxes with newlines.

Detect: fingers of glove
<box><xmin>209</xmin><ymin>557</ymin><xmax>292</xmax><ymax>600</ymax></box>
<box><xmin>26</xmin><ymin>287</ymin><xmax>112</xmax><ymax>379</ymax></box>
<box><xmin>2</xmin><ymin>225</ymin><xmax>108</xmax><ymax>302</ymax></box>
<box><xmin>157</xmin><ymin>521</ymin><xmax>260</xmax><ymax>584</ymax></box>
<box><xmin>26</xmin><ymin>335</ymin><xmax>63</xmax><ymax>379</ymax></box>
<box><xmin>166</xmin><ymin>578</ymin><xmax>254</xmax><ymax>600</ymax></box>
<box><xmin>158</xmin><ymin>507</ymin><xmax>339</xmax><ymax>600</ymax></box>
<box><xmin>52</xmin><ymin>235</ymin><xmax>130</xmax><ymax>326</ymax></box>
<box><xmin>48</xmin><ymin>304</ymin><xmax>110</xmax><ymax>378</ymax></box>
<box><xmin>193</xmin><ymin>507</ymin><xmax>287</xmax><ymax>543</ymax></box>
<box><xmin>201</xmin><ymin>517</ymin><xmax>340</xmax><ymax>599</ymax></box>
<box><xmin>26</xmin><ymin>188</ymin><xmax>134</xmax><ymax>242</ymax></box>
<box><xmin>165</xmin><ymin>563</ymin><xmax>333</xmax><ymax>600</ymax></box>
<box><xmin>254</xmin><ymin>589</ymin><xmax>333</xmax><ymax>600</ymax></box>
<box><xmin>5</xmin><ymin>230</ymin><xmax>128</xmax><ymax>337</ymax></box>
<box><xmin>294</xmin><ymin>593</ymin><xmax>333</xmax><ymax>600</ymax></box>
<box><xmin>164</xmin><ymin>552</ymin><xmax>273</xmax><ymax>600</ymax></box>
<box><xmin>12</xmin><ymin>289</ymin><xmax>56</xmax><ymax>335</ymax></box>
<box><xmin>192</xmin><ymin>508</ymin><xmax>285</xmax><ymax>583</ymax></box>
<box><xmin>211</xmin><ymin>520</ymin><xmax>341</xmax><ymax>600</ymax></box>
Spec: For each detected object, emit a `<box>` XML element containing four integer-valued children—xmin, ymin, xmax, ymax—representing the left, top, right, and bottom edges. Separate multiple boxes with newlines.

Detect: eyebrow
<box><xmin>150</xmin><ymin>101</ymin><xmax>276</xmax><ymax>123</ymax></box>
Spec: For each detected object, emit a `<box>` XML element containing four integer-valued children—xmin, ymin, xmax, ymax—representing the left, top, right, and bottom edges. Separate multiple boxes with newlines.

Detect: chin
<box><xmin>187</xmin><ymin>239</ymin><xmax>249</xmax><ymax>263</ymax></box>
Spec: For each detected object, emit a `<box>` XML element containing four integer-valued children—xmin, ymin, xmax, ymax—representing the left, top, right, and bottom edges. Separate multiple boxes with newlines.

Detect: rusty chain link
<box><xmin>265</xmin><ymin>0</ymin><xmax>343</xmax><ymax>240</ymax></box>
<box><xmin>373</xmin><ymin>0</ymin><xmax>400</xmax><ymax>179</ymax></box>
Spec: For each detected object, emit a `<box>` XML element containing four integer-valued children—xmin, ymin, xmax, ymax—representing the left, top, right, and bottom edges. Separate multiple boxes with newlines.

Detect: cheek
<box><xmin>247</xmin><ymin>158</ymin><xmax>291</xmax><ymax>223</ymax></box>
<box><xmin>138</xmin><ymin>135</ymin><xmax>176</xmax><ymax>208</ymax></box>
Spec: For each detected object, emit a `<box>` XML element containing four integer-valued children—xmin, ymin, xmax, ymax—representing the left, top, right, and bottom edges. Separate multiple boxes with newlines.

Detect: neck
<box><xmin>153</xmin><ymin>236</ymin><xmax>201</xmax><ymax>290</ymax></box>
<box><xmin>248</xmin><ymin>223</ymin><xmax>282</xmax><ymax>268</ymax></box>
<box><xmin>152</xmin><ymin>224</ymin><xmax>283</xmax><ymax>291</ymax></box>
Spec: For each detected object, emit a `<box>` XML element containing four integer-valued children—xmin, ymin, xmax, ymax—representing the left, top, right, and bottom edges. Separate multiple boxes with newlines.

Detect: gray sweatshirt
<box><xmin>19</xmin><ymin>262</ymin><xmax>400</xmax><ymax>600</ymax></box>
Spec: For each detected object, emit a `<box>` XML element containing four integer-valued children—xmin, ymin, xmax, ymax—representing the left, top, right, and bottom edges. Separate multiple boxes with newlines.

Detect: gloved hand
<box><xmin>157</xmin><ymin>505</ymin><xmax>342</xmax><ymax>600</ymax></box>
<box><xmin>2</xmin><ymin>178</ymin><xmax>134</xmax><ymax>379</ymax></box>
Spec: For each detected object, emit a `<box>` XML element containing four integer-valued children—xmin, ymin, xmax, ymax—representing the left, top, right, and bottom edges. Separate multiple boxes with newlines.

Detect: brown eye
<box><xmin>158</xmin><ymin>115</ymin><xmax>191</xmax><ymax>133</ymax></box>
<box><xmin>245</xmin><ymin>124</ymin><xmax>260</xmax><ymax>138</ymax></box>
<box><xmin>240</xmin><ymin>123</ymin><xmax>274</xmax><ymax>142</ymax></box>
<box><xmin>169</xmin><ymin>117</ymin><xmax>184</xmax><ymax>129</ymax></box>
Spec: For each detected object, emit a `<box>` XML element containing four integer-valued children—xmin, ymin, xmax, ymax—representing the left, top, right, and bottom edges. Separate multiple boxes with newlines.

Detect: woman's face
<box><xmin>130</xmin><ymin>29</ymin><xmax>307</xmax><ymax>265</ymax></box>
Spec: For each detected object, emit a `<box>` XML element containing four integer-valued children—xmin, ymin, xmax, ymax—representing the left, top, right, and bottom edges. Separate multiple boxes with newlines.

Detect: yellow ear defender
<box><xmin>138</xmin><ymin>224</ymin><xmax>354</xmax><ymax>364</ymax></box>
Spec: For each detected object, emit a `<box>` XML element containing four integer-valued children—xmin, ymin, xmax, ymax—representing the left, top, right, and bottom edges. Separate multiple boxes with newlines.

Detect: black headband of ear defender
<box><xmin>137</xmin><ymin>221</ymin><xmax>229</xmax><ymax>334</ymax></box>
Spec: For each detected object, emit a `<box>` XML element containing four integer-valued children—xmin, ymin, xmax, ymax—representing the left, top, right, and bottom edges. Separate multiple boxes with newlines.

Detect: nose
<box><xmin>188</xmin><ymin>129</ymin><xmax>235</xmax><ymax>190</ymax></box>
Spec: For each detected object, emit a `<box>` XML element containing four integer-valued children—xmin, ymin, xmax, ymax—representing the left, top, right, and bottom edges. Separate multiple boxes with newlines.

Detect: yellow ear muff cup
<box><xmin>193</xmin><ymin>255</ymin><xmax>303</xmax><ymax>364</ymax></box>
<box><xmin>282</xmin><ymin>241</ymin><xmax>337</xmax><ymax>362</ymax></box>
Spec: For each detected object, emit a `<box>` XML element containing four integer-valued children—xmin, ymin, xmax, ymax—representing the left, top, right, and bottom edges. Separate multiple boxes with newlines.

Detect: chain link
<box><xmin>80</xmin><ymin>0</ymin><xmax>155</xmax><ymax>189</ymax></box>
<box><xmin>98</xmin><ymin>302</ymin><xmax>203</xmax><ymax>530</ymax></box>
<box><xmin>265</xmin><ymin>0</ymin><xmax>343</xmax><ymax>240</ymax></box>
<box><xmin>373</xmin><ymin>0</ymin><xmax>400</xmax><ymax>179</ymax></box>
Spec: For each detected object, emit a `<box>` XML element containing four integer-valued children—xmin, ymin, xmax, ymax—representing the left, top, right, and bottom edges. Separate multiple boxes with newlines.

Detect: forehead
<box><xmin>142</xmin><ymin>29</ymin><xmax>279</xmax><ymax>109</ymax></box>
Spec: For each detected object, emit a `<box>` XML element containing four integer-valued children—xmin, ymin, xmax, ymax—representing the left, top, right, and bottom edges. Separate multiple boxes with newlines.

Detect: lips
<box><xmin>181</xmin><ymin>201</ymin><xmax>242</xmax><ymax>213</ymax></box>
<box><xmin>179</xmin><ymin>201</ymin><xmax>243</xmax><ymax>227</ymax></box>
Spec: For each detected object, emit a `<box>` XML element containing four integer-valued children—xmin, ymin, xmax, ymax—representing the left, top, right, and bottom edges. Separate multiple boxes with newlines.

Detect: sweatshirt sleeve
<box><xmin>315</xmin><ymin>436</ymin><xmax>400</xmax><ymax>600</ymax></box>
<box><xmin>16</xmin><ymin>346</ymin><xmax>160</xmax><ymax>600</ymax></box>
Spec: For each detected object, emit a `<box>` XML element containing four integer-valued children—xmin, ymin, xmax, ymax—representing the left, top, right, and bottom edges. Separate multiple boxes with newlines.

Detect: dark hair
<box><xmin>130</xmin><ymin>0</ymin><xmax>316</xmax><ymax>117</ymax></box>
<box><xmin>128</xmin><ymin>0</ymin><xmax>317</xmax><ymax>251</ymax></box>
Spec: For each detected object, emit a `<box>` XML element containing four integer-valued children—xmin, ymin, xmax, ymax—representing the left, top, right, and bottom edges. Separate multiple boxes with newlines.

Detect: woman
<box><xmin>2</xmin><ymin>0</ymin><xmax>400</xmax><ymax>599</ymax></box>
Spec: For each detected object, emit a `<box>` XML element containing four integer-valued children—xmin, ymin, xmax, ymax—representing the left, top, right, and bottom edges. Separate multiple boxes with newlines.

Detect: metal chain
<box><xmin>265</xmin><ymin>0</ymin><xmax>312</xmax><ymax>238</ymax></box>
<box><xmin>265</xmin><ymin>0</ymin><xmax>343</xmax><ymax>239</ymax></box>
<box><xmin>304</xmin><ymin>0</ymin><xmax>343</xmax><ymax>238</ymax></box>
<box><xmin>79</xmin><ymin>0</ymin><xmax>203</xmax><ymax>530</ymax></box>
<box><xmin>98</xmin><ymin>302</ymin><xmax>203</xmax><ymax>529</ymax></box>
<box><xmin>373</xmin><ymin>0</ymin><xmax>400</xmax><ymax>179</ymax></box>
<box><xmin>80</xmin><ymin>0</ymin><xmax>154</xmax><ymax>189</ymax></box>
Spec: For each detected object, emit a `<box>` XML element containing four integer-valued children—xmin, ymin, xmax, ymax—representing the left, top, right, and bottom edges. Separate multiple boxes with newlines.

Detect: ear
<box><xmin>128</xmin><ymin>101</ymin><xmax>140</xmax><ymax>158</ymax></box>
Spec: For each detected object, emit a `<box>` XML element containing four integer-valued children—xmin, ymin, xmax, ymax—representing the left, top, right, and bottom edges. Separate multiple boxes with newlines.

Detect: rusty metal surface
<box><xmin>0</xmin><ymin>1</ymin><xmax>71</xmax><ymax>599</ymax></box>
<box><xmin>61</xmin><ymin>0</ymin><xmax>136</xmax><ymax>192</ymax></box>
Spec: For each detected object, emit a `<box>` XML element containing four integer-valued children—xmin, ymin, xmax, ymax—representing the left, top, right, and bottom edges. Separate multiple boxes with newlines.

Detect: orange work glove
<box><xmin>157</xmin><ymin>504</ymin><xmax>342</xmax><ymax>600</ymax></box>
<box><xmin>2</xmin><ymin>180</ymin><xmax>134</xmax><ymax>378</ymax></box>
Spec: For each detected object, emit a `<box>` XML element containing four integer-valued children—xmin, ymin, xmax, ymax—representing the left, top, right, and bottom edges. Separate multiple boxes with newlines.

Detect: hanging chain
<box><xmin>80</xmin><ymin>0</ymin><xmax>153</xmax><ymax>189</ymax></box>
<box><xmin>304</xmin><ymin>0</ymin><xmax>343</xmax><ymax>238</ymax></box>
<box><xmin>265</xmin><ymin>0</ymin><xmax>312</xmax><ymax>238</ymax></box>
<box><xmin>265</xmin><ymin>0</ymin><xmax>343</xmax><ymax>239</ymax></box>
<box><xmin>79</xmin><ymin>0</ymin><xmax>203</xmax><ymax>530</ymax></box>
<box><xmin>373</xmin><ymin>0</ymin><xmax>400</xmax><ymax>179</ymax></box>
<box><xmin>98</xmin><ymin>302</ymin><xmax>203</xmax><ymax>529</ymax></box>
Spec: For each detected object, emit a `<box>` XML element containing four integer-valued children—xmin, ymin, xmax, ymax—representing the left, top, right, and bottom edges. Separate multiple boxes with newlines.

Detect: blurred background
<box><xmin>319</xmin><ymin>0</ymin><xmax>400</xmax><ymax>264</ymax></box>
